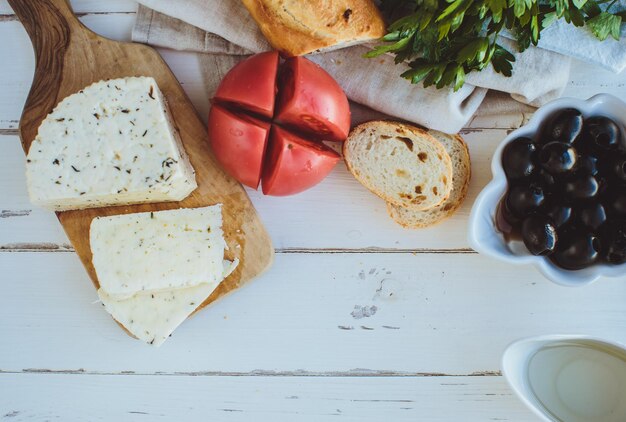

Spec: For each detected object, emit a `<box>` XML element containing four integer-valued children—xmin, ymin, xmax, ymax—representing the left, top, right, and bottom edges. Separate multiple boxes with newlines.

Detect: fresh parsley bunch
<box><xmin>366</xmin><ymin>0</ymin><xmax>626</xmax><ymax>91</ymax></box>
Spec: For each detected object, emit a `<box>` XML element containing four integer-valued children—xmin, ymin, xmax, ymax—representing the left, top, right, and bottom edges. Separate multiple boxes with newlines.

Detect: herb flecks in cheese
<box><xmin>98</xmin><ymin>282</ymin><xmax>220</xmax><ymax>347</ymax></box>
<box><xmin>26</xmin><ymin>77</ymin><xmax>197</xmax><ymax>211</ymax></box>
<box><xmin>91</xmin><ymin>206</ymin><xmax>229</xmax><ymax>300</ymax></box>
<box><xmin>92</xmin><ymin>205</ymin><xmax>239</xmax><ymax>347</ymax></box>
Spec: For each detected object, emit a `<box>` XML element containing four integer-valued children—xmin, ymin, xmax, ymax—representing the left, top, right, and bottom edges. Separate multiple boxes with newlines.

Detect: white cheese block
<box><xmin>26</xmin><ymin>76</ymin><xmax>197</xmax><ymax>211</ymax></box>
<box><xmin>91</xmin><ymin>205</ymin><xmax>228</xmax><ymax>300</ymax></box>
<box><xmin>97</xmin><ymin>258</ymin><xmax>239</xmax><ymax>347</ymax></box>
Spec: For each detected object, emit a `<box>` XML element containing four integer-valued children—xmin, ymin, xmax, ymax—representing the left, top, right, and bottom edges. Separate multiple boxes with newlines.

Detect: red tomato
<box><xmin>208</xmin><ymin>52</ymin><xmax>350</xmax><ymax>196</ymax></box>
<box><xmin>262</xmin><ymin>126</ymin><xmax>340</xmax><ymax>196</ymax></box>
<box><xmin>214</xmin><ymin>51</ymin><xmax>279</xmax><ymax>118</ymax></box>
<box><xmin>275</xmin><ymin>57</ymin><xmax>350</xmax><ymax>142</ymax></box>
<box><xmin>208</xmin><ymin>105</ymin><xmax>270</xmax><ymax>189</ymax></box>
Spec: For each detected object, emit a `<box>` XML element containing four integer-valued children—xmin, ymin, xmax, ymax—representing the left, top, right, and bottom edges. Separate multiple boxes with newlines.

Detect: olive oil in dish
<box><xmin>527</xmin><ymin>340</ymin><xmax>626</xmax><ymax>422</ymax></box>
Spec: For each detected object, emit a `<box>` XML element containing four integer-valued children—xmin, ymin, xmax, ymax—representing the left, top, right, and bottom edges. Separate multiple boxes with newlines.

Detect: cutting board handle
<box><xmin>7</xmin><ymin>0</ymin><xmax>82</xmax><ymax>151</ymax></box>
<box><xmin>7</xmin><ymin>0</ymin><xmax>80</xmax><ymax>51</ymax></box>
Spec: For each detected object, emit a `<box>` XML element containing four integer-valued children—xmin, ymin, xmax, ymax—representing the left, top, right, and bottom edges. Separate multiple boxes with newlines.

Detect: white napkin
<box><xmin>132</xmin><ymin>0</ymin><xmax>574</xmax><ymax>133</ymax></box>
<box><xmin>536</xmin><ymin>19</ymin><xmax>626</xmax><ymax>73</ymax></box>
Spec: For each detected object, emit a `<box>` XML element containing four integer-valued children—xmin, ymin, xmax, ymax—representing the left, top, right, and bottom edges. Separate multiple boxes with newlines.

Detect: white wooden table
<box><xmin>2</xmin><ymin>2</ymin><xmax>626</xmax><ymax>420</ymax></box>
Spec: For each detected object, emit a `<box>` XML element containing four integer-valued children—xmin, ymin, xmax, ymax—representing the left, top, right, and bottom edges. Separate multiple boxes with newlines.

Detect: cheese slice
<box><xmin>26</xmin><ymin>76</ymin><xmax>197</xmax><ymax>211</ymax></box>
<box><xmin>91</xmin><ymin>205</ymin><xmax>228</xmax><ymax>300</ymax></box>
<box><xmin>97</xmin><ymin>258</ymin><xmax>239</xmax><ymax>347</ymax></box>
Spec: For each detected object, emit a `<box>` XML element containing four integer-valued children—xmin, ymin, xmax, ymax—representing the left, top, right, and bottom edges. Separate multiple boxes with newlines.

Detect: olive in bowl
<box><xmin>469</xmin><ymin>94</ymin><xmax>626</xmax><ymax>286</ymax></box>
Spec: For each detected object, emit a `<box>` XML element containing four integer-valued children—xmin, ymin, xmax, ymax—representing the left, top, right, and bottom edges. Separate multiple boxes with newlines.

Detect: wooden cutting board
<box><xmin>9</xmin><ymin>0</ymin><xmax>274</xmax><ymax>315</ymax></box>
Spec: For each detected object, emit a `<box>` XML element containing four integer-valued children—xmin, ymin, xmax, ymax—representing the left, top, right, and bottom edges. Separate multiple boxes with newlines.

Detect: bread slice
<box><xmin>343</xmin><ymin>121</ymin><xmax>454</xmax><ymax>210</ymax></box>
<box><xmin>241</xmin><ymin>0</ymin><xmax>386</xmax><ymax>57</ymax></box>
<box><xmin>387</xmin><ymin>131</ymin><xmax>471</xmax><ymax>228</ymax></box>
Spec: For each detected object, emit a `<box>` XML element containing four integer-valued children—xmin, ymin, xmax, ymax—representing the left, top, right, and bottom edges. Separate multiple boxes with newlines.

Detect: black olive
<box><xmin>506</xmin><ymin>184</ymin><xmax>546</xmax><ymax>218</ymax></box>
<box><xmin>542</xmin><ymin>108</ymin><xmax>583</xmax><ymax>144</ymax></box>
<box><xmin>617</xmin><ymin>195</ymin><xmax>626</xmax><ymax>215</ymax></box>
<box><xmin>564</xmin><ymin>174</ymin><xmax>599</xmax><ymax>200</ymax></box>
<box><xmin>577</xmin><ymin>203</ymin><xmax>607</xmax><ymax>230</ymax></box>
<box><xmin>539</xmin><ymin>142</ymin><xmax>577</xmax><ymax>175</ymax></box>
<box><xmin>594</xmin><ymin>175</ymin><xmax>610</xmax><ymax>198</ymax></box>
<box><xmin>498</xmin><ymin>109</ymin><xmax>626</xmax><ymax>271</ymax></box>
<box><xmin>521</xmin><ymin>215</ymin><xmax>558</xmax><ymax>256</ymax></box>
<box><xmin>502</xmin><ymin>137</ymin><xmax>537</xmax><ymax>180</ymax></box>
<box><xmin>605</xmin><ymin>191</ymin><xmax>626</xmax><ymax>217</ymax></box>
<box><xmin>604</xmin><ymin>221</ymin><xmax>626</xmax><ymax>264</ymax></box>
<box><xmin>610</xmin><ymin>157</ymin><xmax>626</xmax><ymax>183</ymax></box>
<box><xmin>545</xmin><ymin>204</ymin><xmax>573</xmax><ymax>228</ymax></box>
<box><xmin>499</xmin><ymin>199</ymin><xmax>522</xmax><ymax>228</ymax></box>
<box><xmin>576</xmin><ymin>154</ymin><xmax>599</xmax><ymax>176</ymax></box>
<box><xmin>584</xmin><ymin>116</ymin><xmax>623</xmax><ymax>151</ymax></box>
<box><xmin>534</xmin><ymin>168</ymin><xmax>558</xmax><ymax>192</ymax></box>
<box><xmin>550</xmin><ymin>226</ymin><xmax>600</xmax><ymax>270</ymax></box>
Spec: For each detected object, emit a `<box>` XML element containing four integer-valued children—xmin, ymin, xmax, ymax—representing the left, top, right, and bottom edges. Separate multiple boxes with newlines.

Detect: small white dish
<box><xmin>468</xmin><ymin>94</ymin><xmax>626</xmax><ymax>286</ymax></box>
<box><xmin>502</xmin><ymin>335</ymin><xmax>626</xmax><ymax>422</ymax></box>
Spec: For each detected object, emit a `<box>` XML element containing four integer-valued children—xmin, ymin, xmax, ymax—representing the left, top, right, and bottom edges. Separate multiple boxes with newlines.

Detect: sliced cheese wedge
<box><xmin>91</xmin><ymin>205</ymin><xmax>227</xmax><ymax>300</ymax></box>
<box><xmin>98</xmin><ymin>283</ymin><xmax>215</xmax><ymax>347</ymax></box>
<box><xmin>26</xmin><ymin>76</ymin><xmax>197</xmax><ymax>211</ymax></box>
<box><xmin>98</xmin><ymin>258</ymin><xmax>239</xmax><ymax>347</ymax></box>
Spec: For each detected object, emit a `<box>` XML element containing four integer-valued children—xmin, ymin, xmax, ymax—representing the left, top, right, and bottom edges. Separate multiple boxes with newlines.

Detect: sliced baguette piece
<box><xmin>387</xmin><ymin>131</ymin><xmax>471</xmax><ymax>228</ymax></box>
<box><xmin>241</xmin><ymin>0</ymin><xmax>385</xmax><ymax>57</ymax></box>
<box><xmin>343</xmin><ymin>121</ymin><xmax>453</xmax><ymax>210</ymax></box>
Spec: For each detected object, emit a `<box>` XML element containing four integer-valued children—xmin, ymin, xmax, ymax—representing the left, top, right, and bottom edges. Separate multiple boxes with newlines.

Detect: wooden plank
<box><xmin>0</xmin><ymin>19</ymin><xmax>34</xmax><ymax>131</ymax></box>
<box><xmin>3</xmin><ymin>12</ymin><xmax>626</xmax><ymax>131</ymax></box>
<box><xmin>0</xmin><ymin>13</ymin><xmax>208</xmax><ymax>133</ymax></box>
<box><xmin>1</xmin><ymin>252</ymin><xmax>625</xmax><ymax>374</ymax></box>
<box><xmin>0</xmin><ymin>127</ymin><xmax>499</xmax><ymax>250</ymax></box>
<box><xmin>0</xmin><ymin>14</ymin><xmax>136</xmax><ymax>130</ymax></box>
<box><xmin>0</xmin><ymin>0</ymin><xmax>137</xmax><ymax>14</ymax></box>
<box><xmin>10</xmin><ymin>0</ymin><xmax>272</xmax><ymax>318</ymax></box>
<box><xmin>0</xmin><ymin>136</ymin><xmax>70</xmax><ymax>247</ymax></box>
<box><xmin>0</xmin><ymin>373</ymin><xmax>535</xmax><ymax>421</ymax></box>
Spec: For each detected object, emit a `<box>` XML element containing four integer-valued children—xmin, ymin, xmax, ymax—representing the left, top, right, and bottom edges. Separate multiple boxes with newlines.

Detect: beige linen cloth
<box><xmin>132</xmin><ymin>0</ymin><xmax>570</xmax><ymax>133</ymax></box>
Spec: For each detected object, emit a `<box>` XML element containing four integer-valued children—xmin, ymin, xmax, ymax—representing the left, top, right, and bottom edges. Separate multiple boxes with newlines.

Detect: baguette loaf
<box><xmin>241</xmin><ymin>0</ymin><xmax>386</xmax><ymax>57</ymax></box>
<box><xmin>343</xmin><ymin>121</ymin><xmax>454</xmax><ymax>210</ymax></box>
<box><xmin>387</xmin><ymin>131</ymin><xmax>471</xmax><ymax>228</ymax></box>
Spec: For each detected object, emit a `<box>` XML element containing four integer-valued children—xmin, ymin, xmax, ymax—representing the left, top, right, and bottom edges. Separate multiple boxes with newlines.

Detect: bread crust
<box><xmin>387</xmin><ymin>133</ymin><xmax>471</xmax><ymax>228</ymax></box>
<box><xmin>241</xmin><ymin>0</ymin><xmax>386</xmax><ymax>57</ymax></box>
<box><xmin>343</xmin><ymin>120</ymin><xmax>454</xmax><ymax>211</ymax></box>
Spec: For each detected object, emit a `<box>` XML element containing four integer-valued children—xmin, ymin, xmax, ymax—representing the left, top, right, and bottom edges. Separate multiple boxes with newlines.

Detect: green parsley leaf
<box><xmin>587</xmin><ymin>12</ymin><xmax>622</xmax><ymax>40</ymax></box>
<box><xmin>542</xmin><ymin>11</ymin><xmax>559</xmax><ymax>29</ymax></box>
<box><xmin>370</xmin><ymin>0</ymin><xmax>625</xmax><ymax>90</ymax></box>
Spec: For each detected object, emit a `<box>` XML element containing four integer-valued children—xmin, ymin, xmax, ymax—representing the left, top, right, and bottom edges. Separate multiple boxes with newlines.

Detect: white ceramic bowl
<box><xmin>502</xmin><ymin>335</ymin><xmax>626</xmax><ymax>422</ymax></box>
<box><xmin>468</xmin><ymin>94</ymin><xmax>626</xmax><ymax>286</ymax></box>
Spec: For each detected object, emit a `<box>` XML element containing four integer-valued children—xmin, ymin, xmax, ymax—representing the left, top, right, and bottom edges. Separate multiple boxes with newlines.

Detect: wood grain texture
<box><xmin>4</xmin><ymin>13</ymin><xmax>626</xmax><ymax>133</ymax></box>
<box><xmin>8</xmin><ymin>0</ymin><xmax>71</xmax><ymax>142</ymax></box>
<box><xmin>0</xmin><ymin>129</ymin><xmax>498</xmax><ymax>250</ymax></box>
<box><xmin>0</xmin><ymin>373</ymin><xmax>535</xmax><ymax>421</ymax></box>
<box><xmin>2</xmin><ymin>252</ymin><xmax>625</xmax><ymax>374</ymax></box>
<box><xmin>1</xmin><ymin>4</ymin><xmax>626</xmax><ymax>419</ymax></box>
<box><xmin>0</xmin><ymin>0</ymin><xmax>137</xmax><ymax>14</ymax></box>
<box><xmin>0</xmin><ymin>14</ymin><xmax>135</xmax><ymax>132</ymax></box>
<box><xmin>7</xmin><ymin>0</ymin><xmax>273</xmax><ymax>325</ymax></box>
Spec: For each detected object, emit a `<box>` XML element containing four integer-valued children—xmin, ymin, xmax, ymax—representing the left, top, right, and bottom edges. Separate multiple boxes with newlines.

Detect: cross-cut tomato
<box><xmin>208</xmin><ymin>52</ymin><xmax>350</xmax><ymax>196</ymax></box>
<box><xmin>262</xmin><ymin>126</ymin><xmax>340</xmax><ymax>196</ymax></box>
<box><xmin>275</xmin><ymin>57</ymin><xmax>350</xmax><ymax>142</ymax></box>
<box><xmin>213</xmin><ymin>51</ymin><xmax>279</xmax><ymax>118</ymax></box>
<box><xmin>208</xmin><ymin>105</ymin><xmax>270</xmax><ymax>189</ymax></box>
